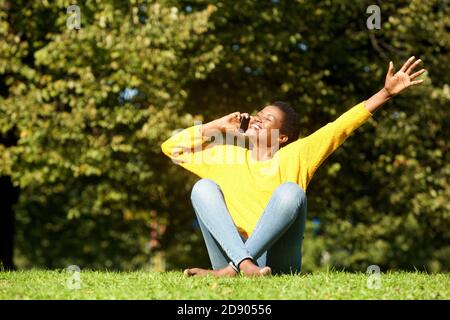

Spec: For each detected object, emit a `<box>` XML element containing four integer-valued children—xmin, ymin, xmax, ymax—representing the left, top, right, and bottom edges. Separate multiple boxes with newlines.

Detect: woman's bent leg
<box><xmin>195</xmin><ymin>215</ymin><xmax>230</xmax><ymax>270</ymax></box>
<box><xmin>190</xmin><ymin>178</ymin><xmax>253</xmax><ymax>268</ymax></box>
<box><xmin>264</xmin><ymin>206</ymin><xmax>307</xmax><ymax>275</ymax></box>
<box><xmin>244</xmin><ymin>182</ymin><xmax>307</xmax><ymax>274</ymax></box>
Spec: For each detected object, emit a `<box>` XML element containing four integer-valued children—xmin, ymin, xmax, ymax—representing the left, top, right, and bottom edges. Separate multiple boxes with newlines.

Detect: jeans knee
<box><xmin>275</xmin><ymin>182</ymin><xmax>307</xmax><ymax>208</ymax></box>
<box><xmin>191</xmin><ymin>178</ymin><xmax>219</xmax><ymax>202</ymax></box>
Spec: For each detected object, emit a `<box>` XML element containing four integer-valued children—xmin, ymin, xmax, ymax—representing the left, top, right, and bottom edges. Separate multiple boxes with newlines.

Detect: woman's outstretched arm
<box><xmin>365</xmin><ymin>56</ymin><xmax>426</xmax><ymax>113</ymax></box>
<box><xmin>288</xmin><ymin>56</ymin><xmax>426</xmax><ymax>189</ymax></box>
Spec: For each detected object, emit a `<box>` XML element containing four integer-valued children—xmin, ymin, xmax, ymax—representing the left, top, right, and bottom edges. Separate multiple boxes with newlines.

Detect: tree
<box><xmin>1</xmin><ymin>0</ymin><xmax>448</xmax><ymax>272</ymax></box>
<box><xmin>0</xmin><ymin>0</ymin><xmax>220</xmax><ymax>269</ymax></box>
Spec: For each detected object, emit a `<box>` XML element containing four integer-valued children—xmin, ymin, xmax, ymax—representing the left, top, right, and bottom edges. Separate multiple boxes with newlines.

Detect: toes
<box><xmin>183</xmin><ymin>268</ymin><xmax>210</xmax><ymax>277</ymax></box>
<box><xmin>183</xmin><ymin>267</ymin><xmax>240</xmax><ymax>278</ymax></box>
<box><xmin>242</xmin><ymin>266</ymin><xmax>272</xmax><ymax>277</ymax></box>
<box><xmin>184</xmin><ymin>268</ymin><xmax>201</xmax><ymax>277</ymax></box>
<box><xmin>260</xmin><ymin>267</ymin><xmax>272</xmax><ymax>276</ymax></box>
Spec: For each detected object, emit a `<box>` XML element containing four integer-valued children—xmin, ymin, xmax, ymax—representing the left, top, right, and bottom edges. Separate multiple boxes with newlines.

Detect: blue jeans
<box><xmin>190</xmin><ymin>178</ymin><xmax>307</xmax><ymax>275</ymax></box>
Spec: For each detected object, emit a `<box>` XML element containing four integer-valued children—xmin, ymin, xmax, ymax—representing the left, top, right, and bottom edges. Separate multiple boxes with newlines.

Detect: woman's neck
<box><xmin>250</xmin><ymin>144</ymin><xmax>277</xmax><ymax>162</ymax></box>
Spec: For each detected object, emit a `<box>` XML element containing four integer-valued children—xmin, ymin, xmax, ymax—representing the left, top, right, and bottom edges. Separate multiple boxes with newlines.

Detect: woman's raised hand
<box><xmin>215</xmin><ymin>112</ymin><xmax>249</xmax><ymax>133</ymax></box>
<box><xmin>384</xmin><ymin>56</ymin><xmax>426</xmax><ymax>97</ymax></box>
<box><xmin>201</xmin><ymin>111</ymin><xmax>249</xmax><ymax>137</ymax></box>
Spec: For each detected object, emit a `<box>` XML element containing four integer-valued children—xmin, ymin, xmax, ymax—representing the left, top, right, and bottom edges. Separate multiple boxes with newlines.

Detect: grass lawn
<box><xmin>0</xmin><ymin>270</ymin><xmax>448</xmax><ymax>300</ymax></box>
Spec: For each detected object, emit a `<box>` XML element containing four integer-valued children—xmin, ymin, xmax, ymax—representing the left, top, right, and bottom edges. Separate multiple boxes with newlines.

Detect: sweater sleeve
<box><xmin>160</xmin><ymin>124</ymin><xmax>216</xmax><ymax>178</ymax></box>
<box><xmin>286</xmin><ymin>101</ymin><xmax>373</xmax><ymax>188</ymax></box>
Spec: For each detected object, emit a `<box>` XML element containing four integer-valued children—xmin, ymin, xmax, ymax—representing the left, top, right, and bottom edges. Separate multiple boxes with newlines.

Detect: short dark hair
<box><xmin>270</xmin><ymin>101</ymin><xmax>300</xmax><ymax>148</ymax></box>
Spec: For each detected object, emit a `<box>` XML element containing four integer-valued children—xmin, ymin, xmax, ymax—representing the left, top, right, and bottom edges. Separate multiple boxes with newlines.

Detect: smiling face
<box><xmin>245</xmin><ymin>105</ymin><xmax>289</xmax><ymax>148</ymax></box>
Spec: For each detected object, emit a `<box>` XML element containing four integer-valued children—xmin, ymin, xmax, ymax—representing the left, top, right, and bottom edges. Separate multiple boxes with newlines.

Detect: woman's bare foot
<box><xmin>238</xmin><ymin>259</ymin><xmax>272</xmax><ymax>277</ymax></box>
<box><xmin>183</xmin><ymin>264</ymin><xmax>238</xmax><ymax>277</ymax></box>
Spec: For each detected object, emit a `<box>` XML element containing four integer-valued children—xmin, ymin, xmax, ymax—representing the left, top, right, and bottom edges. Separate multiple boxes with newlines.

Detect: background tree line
<box><xmin>0</xmin><ymin>0</ymin><xmax>448</xmax><ymax>272</ymax></box>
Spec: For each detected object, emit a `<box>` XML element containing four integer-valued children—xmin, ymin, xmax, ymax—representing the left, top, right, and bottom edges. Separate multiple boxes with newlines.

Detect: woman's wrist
<box><xmin>201</xmin><ymin>120</ymin><xmax>223</xmax><ymax>136</ymax></box>
<box><xmin>365</xmin><ymin>88</ymin><xmax>393</xmax><ymax>113</ymax></box>
<box><xmin>382</xmin><ymin>87</ymin><xmax>394</xmax><ymax>98</ymax></box>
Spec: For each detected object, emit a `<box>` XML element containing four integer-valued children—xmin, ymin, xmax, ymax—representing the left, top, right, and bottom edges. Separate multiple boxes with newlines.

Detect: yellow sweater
<box><xmin>161</xmin><ymin>101</ymin><xmax>372</xmax><ymax>238</ymax></box>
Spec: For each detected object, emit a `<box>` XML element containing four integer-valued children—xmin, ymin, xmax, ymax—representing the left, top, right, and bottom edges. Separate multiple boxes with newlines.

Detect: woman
<box><xmin>161</xmin><ymin>57</ymin><xmax>425</xmax><ymax>277</ymax></box>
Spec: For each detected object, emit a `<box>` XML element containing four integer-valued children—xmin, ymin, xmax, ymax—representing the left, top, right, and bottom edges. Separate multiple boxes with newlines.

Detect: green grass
<box><xmin>0</xmin><ymin>270</ymin><xmax>448</xmax><ymax>300</ymax></box>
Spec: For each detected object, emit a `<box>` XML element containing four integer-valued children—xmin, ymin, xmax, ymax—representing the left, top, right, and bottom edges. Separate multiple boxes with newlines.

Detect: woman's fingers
<box><xmin>240</xmin><ymin>112</ymin><xmax>250</xmax><ymax>120</ymax></box>
<box><xmin>410</xmin><ymin>79</ymin><xmax>424</xmax><ymax>86</ymax></box>
<box><xmin>228</xmin><ymin>112</ymin><xmax>240</xmax><ymax>121</ymax></box>
<box><xmin>400</xmin><ymin>56</ymin><xmax>416</xmax><ymax>73</ymax></box>
<box><xmin>406</xmin><ymin>59</ymin><xmax>422</xmax><ymax>75</ymax></box>
<box><xmin>387</xmin><ymin>61</ymin><xmax>395</xmax><ymax>78</ymax></box>
<box><xmin>410</xmin><ymin>68</ymin><xmax>426</xmax><ymax>79</ymax></box>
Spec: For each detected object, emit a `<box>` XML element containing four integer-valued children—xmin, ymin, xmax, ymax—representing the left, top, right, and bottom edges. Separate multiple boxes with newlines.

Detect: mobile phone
<box><xmin>239</xmin><ymin>114</ymin><xmax>250</xmax><ymax>133</ymax></box>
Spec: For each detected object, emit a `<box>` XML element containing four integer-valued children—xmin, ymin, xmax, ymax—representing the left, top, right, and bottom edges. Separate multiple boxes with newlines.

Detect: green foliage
<box><xmin>0</xmin><ymin>0</ymin><xmax>221</xmax><ymax>269</ymax></box>
<box><xmin>0</xmin><ymin>0</ymin><xmax>448</xmax><ymax>271</ymax></box>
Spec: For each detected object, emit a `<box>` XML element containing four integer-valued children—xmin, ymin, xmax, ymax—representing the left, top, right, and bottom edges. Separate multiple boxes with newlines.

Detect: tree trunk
<box><xmin>0</xmin><ymin>176</ymin><xmax>19</xmax><ymax>270</ymax></box>
<box><xmin>0</xmin><ymin>128</ymin><xmax>19</xmax><ymax>270</ymax></box>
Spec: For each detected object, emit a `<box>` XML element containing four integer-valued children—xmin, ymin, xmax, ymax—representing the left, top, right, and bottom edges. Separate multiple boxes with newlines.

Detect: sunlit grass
<box><xmin>0</xmin><ymin>270</ymin><xmax>448</xmax><ymax>300</ymax></box>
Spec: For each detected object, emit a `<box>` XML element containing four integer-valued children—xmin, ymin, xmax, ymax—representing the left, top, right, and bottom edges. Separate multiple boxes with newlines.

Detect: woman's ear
<box><xmin>278</xmin><ymin>134</ymin><xmax>289</xmax><ymax>146</ymax></box>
